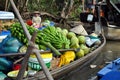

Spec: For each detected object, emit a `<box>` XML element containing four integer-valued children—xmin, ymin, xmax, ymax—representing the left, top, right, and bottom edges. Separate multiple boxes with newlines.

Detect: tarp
<box><xmin>0</xmin><ymin>11</ymin><xmax>14</xmax><ymax>19</ymax></box>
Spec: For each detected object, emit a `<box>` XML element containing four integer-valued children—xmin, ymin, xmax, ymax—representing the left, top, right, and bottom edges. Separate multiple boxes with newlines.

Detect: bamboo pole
<box><xmin>82</xmin><ymin>0</ymin><xmax>85</xmax><ymax>12</ymax></box>
<box><xmin>10</xmin><ymin>0</ymin><xmax>31</xmax><ymax>40</ymax></box>
<box><xmin>10</xmin><ymin>0</ymin><xmax>54</xmax><ymax>80</ymax></box>
<box><xmin>5</xmin><ymin>0</ymin><xmax>9</xmax><ymax>11</ymax></box>
<box><xmin>16</xmin><ymin>31</ymin><xmax>37</xmax><ymax>80</ymax></box>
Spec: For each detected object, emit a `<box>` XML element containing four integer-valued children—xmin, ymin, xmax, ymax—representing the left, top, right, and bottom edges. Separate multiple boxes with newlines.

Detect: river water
<box><xmin>60</xmin><ymin>41</ymin><xmax>120</xmax><ymax>80</ymax></box>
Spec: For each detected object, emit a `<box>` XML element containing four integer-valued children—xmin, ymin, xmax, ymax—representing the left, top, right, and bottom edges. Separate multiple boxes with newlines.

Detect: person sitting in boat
<box><xmin>85</xmin><ymin>0</ymin><xmax>96</xmax><ymax>13</ymax></box>
<box><xmin>32</xmin><ymin>11</ymin><xmax>42</xmax><ymax>28</ymax></box>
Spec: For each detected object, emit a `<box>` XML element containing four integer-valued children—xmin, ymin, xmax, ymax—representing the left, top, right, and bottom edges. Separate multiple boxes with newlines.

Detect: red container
<box><xmin>13</xmin><ymin>64</ymin><xmax>21</xmax><ymax>70</ymax></box>
<box><xmin>26</xmin><ymin>20</ymin><xmax>32</xmax><ymax>26</ymax></box>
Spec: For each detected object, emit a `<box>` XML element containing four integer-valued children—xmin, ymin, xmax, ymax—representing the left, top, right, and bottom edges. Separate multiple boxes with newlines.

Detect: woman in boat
<box><xmin>32</xmin><ymin>11</ymin><xmax>42</xmax><ymax>28</ymax></box>
<box><xmin>85</xmin><ymin>0</ymin><xmax>96</xmax><ymax>13</ymax></box>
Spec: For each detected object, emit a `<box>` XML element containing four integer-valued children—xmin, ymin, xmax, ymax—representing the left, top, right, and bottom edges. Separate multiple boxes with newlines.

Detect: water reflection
<box><xmin>60</xmin><ymin>41</ymin><xmax>120</xmax><ymax>80</ymax></box>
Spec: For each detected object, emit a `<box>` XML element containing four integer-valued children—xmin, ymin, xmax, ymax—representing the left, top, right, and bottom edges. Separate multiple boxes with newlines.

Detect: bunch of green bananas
<box><xmin>10</xmin><ymin>22</ymin><xmax>37</xmax><ymax>45</ymax></box>
<box><xmin>41</xmin><ymin>26</ymin><xmax>70</xmax><ymax>49</ymax></box>
<box><xmin>10</xmin><ymin>22</ymin><xmax>61</xmax><ymax>55</ymax></box>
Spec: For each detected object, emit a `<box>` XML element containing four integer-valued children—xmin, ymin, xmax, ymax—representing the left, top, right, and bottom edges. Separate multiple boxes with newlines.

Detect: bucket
<box><xmin>28</xmin><ymin>53</ymin><xmax>52</xmax><ymax>71</ymax></box>
<box><xmin>28</xmin><ymin>61</ymin><xmax>51</xmax><ymax>71</ymax></box>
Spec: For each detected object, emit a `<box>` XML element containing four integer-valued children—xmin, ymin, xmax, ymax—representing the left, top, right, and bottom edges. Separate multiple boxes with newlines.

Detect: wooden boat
<box><xmin>22</xmin><ymin>34</ymin><xmax>106</xmax><ymax>80</ymax></box>
<box><xmin>103</xmin><ymin>25</ymin><xmax>120</xmax><ymax>40</ymax></box>
<box><xmin>100</xmin><ymin>0</ymin><xmax>120</xmax><ymax>40</ymax></box>
<box><xmin>0</xmin><ymin>12</ymin><xmax>106</xmax><ymax>80</ymax></box>
<box><xmin>80</xmin><ymin>0</ymin><xmax>120</xmax><ymax>40</ymax></box>
<box><xmin>0</xmin><ymin>33</ymin><xmax>106</xmax><ymax>80</ymax></box>
<box><xmin>0</xmin><ymin>0</ymin><xmax>106</xmax><ymax>79</ymax></box>
<box><xmin>97</xmin><ymin>58</ymin><xmax>120</xmax><ymax>80</ymax></box>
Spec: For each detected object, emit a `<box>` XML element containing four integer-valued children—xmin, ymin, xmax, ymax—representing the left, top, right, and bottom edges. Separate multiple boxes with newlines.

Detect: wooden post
<box><xmin>10</xmin><ymin>0</ymin><xmax>54</xmax><ymax>80</ymax></box>
<box><xmin>82</xmin><ymin>0</ymin><xmax>85</xmax><ymax>12</ymax></box>
<box><xmin>5</xmin><ymin>0</ymin><xmax>8</xmax><ymax>11</ymax></box>
<box><xmin>16</xmin><ymin>31</ymin><xmax>37</xmax><ymax>80</ymax></box>
<box><xmin>10</xmin><ymin>0</ymin><xmax>31</xmax><ymax>40</ymax></box>
<box><xmin>95</xmin><ymin>4</ymin><xmax>102</xmax><ymax>35</ymax></box>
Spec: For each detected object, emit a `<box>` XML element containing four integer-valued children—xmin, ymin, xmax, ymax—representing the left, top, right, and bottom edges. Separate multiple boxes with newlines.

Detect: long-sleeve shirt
<box><xmin>32</xmin><ymin>16</ymin><xmax>41</xmax><ymax>28</ymax></box>
<box><xmin>32</xmin><ymin>16</ymin><xmax>41</xmax><ymax>25</ymax></box>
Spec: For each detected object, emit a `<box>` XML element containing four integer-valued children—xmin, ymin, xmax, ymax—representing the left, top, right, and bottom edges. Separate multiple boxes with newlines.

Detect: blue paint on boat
<box><xmin>97</xmin><ymin>58</ymin><xmax>120</xmax><ymax>80</ymax></box>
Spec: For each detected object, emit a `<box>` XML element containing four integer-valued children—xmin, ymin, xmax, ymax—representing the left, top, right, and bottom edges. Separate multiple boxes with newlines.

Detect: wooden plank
<box><xmin>0</xmin><ymin>48</ymin><xmax>78</xmax><ymax>57</ymax></box>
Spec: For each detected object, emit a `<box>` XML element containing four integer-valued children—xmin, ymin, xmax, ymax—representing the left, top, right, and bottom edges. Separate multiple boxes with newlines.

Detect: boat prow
<box><xmin>104</xmin><ymin>27</ymin><xmax>120</xmax><ymax>40</ymax></box>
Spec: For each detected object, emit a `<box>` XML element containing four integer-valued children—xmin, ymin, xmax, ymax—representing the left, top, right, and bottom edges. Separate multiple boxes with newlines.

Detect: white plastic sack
<box><xmin>0</xmin><ymin>11</ymin><xmax>14</xmax><ymax>19</ymax></box>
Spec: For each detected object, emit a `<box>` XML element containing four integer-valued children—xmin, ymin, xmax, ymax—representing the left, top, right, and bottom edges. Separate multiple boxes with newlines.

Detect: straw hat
<box><xmin>33</xmin><ymin>11</ymin><xmax>40</xmax><ymax>14</ymax></box>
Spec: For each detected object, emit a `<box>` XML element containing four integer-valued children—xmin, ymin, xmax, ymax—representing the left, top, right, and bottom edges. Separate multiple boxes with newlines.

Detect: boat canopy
<box><xmin>0</xmin><ymin>11</ymin><xmax>14</xmax><ymax>20</ymax></box>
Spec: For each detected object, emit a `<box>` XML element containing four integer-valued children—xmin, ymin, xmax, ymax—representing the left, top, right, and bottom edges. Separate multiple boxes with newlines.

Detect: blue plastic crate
<box><xmin>97</xmin><ymin>58</ymin><xmax>120</xmax><ymax>79</ymax></box>
<box><xmin>0</xmin><ymin>30</ymin><xmax>11</xmax><ymax>36</ymax></box>
<box><xmin>100</xmin><ymin>71</ymin><xmax>120</xmax><ymax>80</ymax></box>
<box><xmin>50</xmin><ymin>21</ymin><xmax>55</xmax><ymax>26</ymax></box>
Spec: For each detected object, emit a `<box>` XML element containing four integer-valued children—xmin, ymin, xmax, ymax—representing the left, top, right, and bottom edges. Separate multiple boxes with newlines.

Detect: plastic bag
<box><xmin>2</xmin><ymin>46</ymin><xmax>20</xmax><ymax>53</ymax></box>
<box><xmin>5</xmin><ymin>37</ymin><xmax>22</xmax><ymax>47</ymax></box>
<box><xmin>85</xmin><ymin>36</ymin><xmax>100</xmax><ymax>47</ymax></box>
<box><xmin>0</xmin><ymin>58</ymin><xmax>12</xmax><ymax>71</ymax></box>
<box><xmin>0</xmin><ymin>35</ymin><xmax>22</xmax><ymax>53</ymax></box>
<box><xmin>0</xmin><ymin>72</ymin><xmax>7</xmax><ymax>80</ymax></box>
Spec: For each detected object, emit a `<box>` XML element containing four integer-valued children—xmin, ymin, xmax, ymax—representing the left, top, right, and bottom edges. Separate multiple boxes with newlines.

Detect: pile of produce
<box><xmin>0</xmin><ymin>20</ymin><xmax>14</xmax><ymax>31</ymax></box>
<box><xmin>0</xmin><ymin>20</ymin><xmax>103</xmax><ymax>79</ymax></box>
<box><xmin>10</xmin><ymin>22</ymin><xmax>70</xmax><ymax>50</ymax></box>
<box><xmin>10</xmin><ymin>22</ymin><xmax>37</xmax><ymax>46</ymax></box>
<box><xmin>9</xmin><ymin>22</ymin><xmax>101</xmax><ymax>67</ymax></box>
<box><xmin>0</xmin><ymin>21</ymin><xmax>102</xmax><ymax>78</ymax></box>
<box><xmin>40</xmin><ymin>26</ymin><xmax>70</xmax><ymax>49</ymax></box>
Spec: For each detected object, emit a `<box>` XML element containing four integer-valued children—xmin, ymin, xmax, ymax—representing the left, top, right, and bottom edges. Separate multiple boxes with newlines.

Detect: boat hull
<box><xmin>103</xmin><ymin>27</ymin><xmax>120</xmax><ymax>40</ymax></box>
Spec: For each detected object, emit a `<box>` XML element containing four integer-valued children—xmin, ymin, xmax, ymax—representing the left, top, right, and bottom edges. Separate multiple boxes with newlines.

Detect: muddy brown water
<box><xmin>59</xmin><ymin>41</ymin><xmax>120</xmax><ymax>80</ymax></box>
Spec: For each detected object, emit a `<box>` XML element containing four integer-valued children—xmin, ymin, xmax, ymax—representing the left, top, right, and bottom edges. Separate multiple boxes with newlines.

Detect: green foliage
<box><xmin>0</xmin><ymin>0</ymin><xmax>83</xmax><ymax>21</ymax></box>
<box><xmin>70</xmin><ymin>7</ymin><xmax>82</xmax><ymax>20</ymax></box>
<box><xmin>27</xmin><ymin>0</ymin><xmax>83</xmax><ymax>20</ymax></box>
<box><xmin>27</xmin><ymin>0</ymin><xmax>59</xmax><ymax>15</ymax></box>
